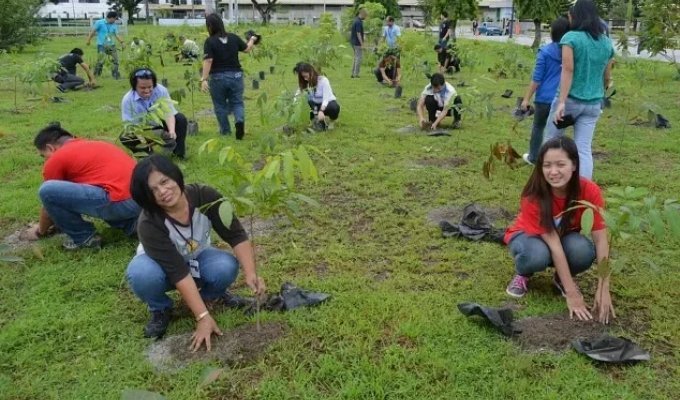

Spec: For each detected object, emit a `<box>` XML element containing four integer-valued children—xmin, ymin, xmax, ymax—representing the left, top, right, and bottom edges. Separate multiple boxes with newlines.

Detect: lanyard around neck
<box><xmin>169</xmin><ymin>210</ymin><xmax>198</xmax><ymax>253</ymax></box>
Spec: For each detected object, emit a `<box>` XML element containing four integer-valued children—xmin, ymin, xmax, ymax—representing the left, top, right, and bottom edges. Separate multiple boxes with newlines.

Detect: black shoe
<box><xmin>62</xmin><ymin>234</ymin><xmax>102</xmax><ymax>251</ymax></box>
<box><xmin>235</xmin><ymin>122</ymin><xmax>245</xmax><ymax>140</ymax></box>
<box><xmin>144</xmin><ymin>309</ymin><xmax>172</xmax><ymax>338</ymax></box>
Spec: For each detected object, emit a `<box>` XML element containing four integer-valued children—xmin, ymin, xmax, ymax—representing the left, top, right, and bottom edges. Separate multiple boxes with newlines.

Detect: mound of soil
<box><xmin>426</xmin><ymin>205</ymin><xmax>514</xmax><ymax>226</ymax></box>
<box><xmin>513</xmin><ymin>314</ymin><xmax>606</xmax><ymax>352</ymax></box>
<box><xmin>2</xmin><ymin>224</ymin><xmax>39</xmax><ymax>251</ymax></box>
<box><xmin>147</xmin><ymin>321</ymin><xmax>286</xmax><ymax>372</ymax></box>
<box><xmin>416</xmin><ymin>157</ymin><xmax>468</xmax><ymax>169</ymax></box>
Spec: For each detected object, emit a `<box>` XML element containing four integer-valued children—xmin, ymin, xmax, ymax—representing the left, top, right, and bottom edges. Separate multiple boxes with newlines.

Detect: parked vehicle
<box><xmin>479</xmin><ymin>25</ymin><xmax>503</xmax><ymax>36</ymax></box>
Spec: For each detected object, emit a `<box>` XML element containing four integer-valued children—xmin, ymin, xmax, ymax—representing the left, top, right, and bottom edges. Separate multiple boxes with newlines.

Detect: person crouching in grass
<box><xmin>417</xmin><ymin>73</ymin><xmax>463</xmax><ymax>130</ymax></box>
<box><xmin>504</xmin><ymin>136</ymin><xmax>614</xmax><ymax>324</ymax></box>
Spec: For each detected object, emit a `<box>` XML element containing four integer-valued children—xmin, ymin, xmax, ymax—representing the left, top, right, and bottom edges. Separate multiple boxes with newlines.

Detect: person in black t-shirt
<box><xmin>199</xmin><ymin>14</ymin><xmax>257</xmax><ymax>140</ymax></box>
<box><xmin>374</xmin><ymin>54</ymin><xmax>401</xmax><ymax>86</ymax></box>
<box><xmin>434</xmin><ymin>44</ymin><xmax>460</xmax><ymax>73</ymax></box>
<box><xmin>439</xmin><ymin>12</ymin><xmax>452</xmax><ymax>46</ymax></box>
<box><xmin>53</xmin><ymin>48</ymin><xmax>96</xmax><ymax>92</ymax></box>
<box><xmin>350</xmin><ymin>8</ymin><xmax>367</xmax><ymax>78</ymax></box>
<box><xmin>127</xmin><ymin>155</ymin><xmax>266</xmax><ymax>343</ymax></box>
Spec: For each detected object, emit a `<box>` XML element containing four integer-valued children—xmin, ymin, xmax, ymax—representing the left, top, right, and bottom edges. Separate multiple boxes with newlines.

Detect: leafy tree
<box><xmin>107</xmin><ymin>0</ymin><xmax>143</xmax><ymax>24</ymax></box>
<box><xmin>639</xmin><ymin>0</ymin><xmax>680</xmax><ymax>77</ymax></box>
<box><xmin>417</xmin><ymin>0</ymin><xmax>477</xmax><ymax>40</ymax></box>
<box><xmin>0</xmin><ymin>0</ymin><xmax>44</xmax><ymax>51</ymax></box>
<box><xmin>251</xmin><ymin>0</ymin><xmax>278</xmax><ymax>25</ymax></box>
<box><xmin>515</xmin><ymin>0</ymin><xmax>571</xmax><ymax>49</ymax></box>
<box><xmin>354</xmin><ymin>0</ymin><xmax>401</xmax><ymax>18</ymax></box>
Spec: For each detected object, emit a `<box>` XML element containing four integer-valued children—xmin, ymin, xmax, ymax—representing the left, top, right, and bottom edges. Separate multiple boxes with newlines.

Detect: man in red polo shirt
<box><xmin>24</xmin><ymin>124</ymin><xmax>141</xmax><ymax>250</ymax></box>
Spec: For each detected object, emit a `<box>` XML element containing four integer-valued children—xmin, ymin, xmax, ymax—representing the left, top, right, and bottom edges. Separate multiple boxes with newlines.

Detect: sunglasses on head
<box><xmin>134</xmin><ymin>69</ymin><xmax>153</xmax><ymax>78</ymax></box>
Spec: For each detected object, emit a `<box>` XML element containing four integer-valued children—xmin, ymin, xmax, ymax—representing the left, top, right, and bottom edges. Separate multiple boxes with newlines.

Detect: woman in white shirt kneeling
<box><xmin>296</xmin><ymin>63</ymin><xmax>340</xmax><ymax>131</ymax></box>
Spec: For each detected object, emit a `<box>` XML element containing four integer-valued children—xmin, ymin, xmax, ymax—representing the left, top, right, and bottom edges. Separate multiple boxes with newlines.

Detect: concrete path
<box><xmin>451</xmin><ymin>29</ymin><xmax>680</xmax><ymax>63</ymax></box>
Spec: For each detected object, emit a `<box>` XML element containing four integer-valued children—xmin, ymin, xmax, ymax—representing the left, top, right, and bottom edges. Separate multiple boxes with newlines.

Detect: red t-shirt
<box><xmin>504</xmin><ymin>177</ymin><xmax>606</xmax><ymax>244</ymax></box>
<box><xmin>42</xmin><ymin>139</ymin><xmax>136</xmax><ymax>202</ymax></box>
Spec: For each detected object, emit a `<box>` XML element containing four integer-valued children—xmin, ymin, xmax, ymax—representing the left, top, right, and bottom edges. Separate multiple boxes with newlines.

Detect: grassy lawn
<box><xmin>1</xmin><ymin>24</ymin><xmax>679</xmax><ymax>399</ymax></box>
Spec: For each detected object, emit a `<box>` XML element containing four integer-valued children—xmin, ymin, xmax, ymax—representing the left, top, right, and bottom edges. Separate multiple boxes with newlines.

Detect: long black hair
<box><xmin>522</xmin><ymin>137</ymin><xmax>581</xmax><ymax>235</ymax></box>
<box><xmin>205</xmin><ymin>13</ymin><xmax>227</xmax><ymax>38</ymax></box>
<box><xmin>296</xmin><ymin>62</ymin><xmax>320</xmax><ymax>91</ymax></box>
<box><xmin>130</xmin><ymin>155</ymin><xmax>185</xmax><ymax>216</ymax></box>
<box><xmin>569</xmin><ymin>0</ymin><xmax>603</xmax><ymax>39</ymax></box>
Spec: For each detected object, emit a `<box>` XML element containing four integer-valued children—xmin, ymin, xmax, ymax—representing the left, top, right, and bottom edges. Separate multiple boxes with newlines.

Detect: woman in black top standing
<box><xmin>200</xmin><ymin>14</ymin><xmax>257</xmax><ymax>139</ymax></box>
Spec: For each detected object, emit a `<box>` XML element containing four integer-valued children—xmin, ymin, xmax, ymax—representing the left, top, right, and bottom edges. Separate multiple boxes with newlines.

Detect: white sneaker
<box><xmin>522</xmin><ymin>153</ymin><xmax>534</xmax><ymax>166</ymax></box>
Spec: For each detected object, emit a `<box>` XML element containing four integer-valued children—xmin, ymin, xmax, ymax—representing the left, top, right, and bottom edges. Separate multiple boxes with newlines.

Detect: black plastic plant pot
<box><xmin>187</xmin><ymin>120</ymin><xmax>199</xmax><ymax>135</ymax></box>
<box><xmin>252</xmin><ymin>79</ymin><xmax>259</xmax><ymax>90</ymax></box>
<box><xmin>409</xmin><ymin>98</ymin><xmax>417</xmax><ymax>112</ymax></box>
<box><xmin>270</xmin><ymin>66</ymin><xmax>275</xmax><ymax>74</ymax></box>
<box><xmin>161</xmin><ymin>78</ymin><xmax>169</xmax><ymax>87</ymax></box>
<box><xmin>394</xmin><ymin>85</ymin><xmax>403</xmax><ymax>99</ymax></box>
<box><xmin>259</xmin><ymin>71</ymin><xmax>265</xmax><ymax>80</ymax></box>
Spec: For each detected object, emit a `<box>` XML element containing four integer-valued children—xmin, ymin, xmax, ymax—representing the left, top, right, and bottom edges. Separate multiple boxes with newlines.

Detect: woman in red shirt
<box><xmin>504</xmin><ymin>137</ymin><xmax>614</xmax><ymax>323</ymax></box>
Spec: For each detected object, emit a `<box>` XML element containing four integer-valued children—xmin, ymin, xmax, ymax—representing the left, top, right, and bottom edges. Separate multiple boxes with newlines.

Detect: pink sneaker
<box><xmin>506</xmin><ymin>274</ymin><xmax>529</xmax><ymax>298</ymax></box>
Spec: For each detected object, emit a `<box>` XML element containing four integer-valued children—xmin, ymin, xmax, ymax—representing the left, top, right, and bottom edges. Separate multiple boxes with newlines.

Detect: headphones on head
<box><xmin>129</xmin><ymin>67</ymin><xmax>158</xmax><ymax>90</ymax></box>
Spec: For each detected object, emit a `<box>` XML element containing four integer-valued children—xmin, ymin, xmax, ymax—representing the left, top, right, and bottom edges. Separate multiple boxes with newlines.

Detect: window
<box><xmin>193</xmin><ymin>0</ymin><xmax>203</xmax><ymax>5</ymax></box>
<box><xmin>79</xmin><ymin>0</ymin><xmax>101</xmax><ymax>3</ymax></box>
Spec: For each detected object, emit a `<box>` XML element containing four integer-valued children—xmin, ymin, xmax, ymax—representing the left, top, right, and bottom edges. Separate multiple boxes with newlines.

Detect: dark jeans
<box><xmin>208</xmin><ymin>71</ymin><xmax>244</xmax><ymax>135</ymax></box>
<box><xmin>169</xmin><ymin>112</ymin><xmax>188</xmax><ymax>158</ymax></box>
<box><xmin>39</xmin><ymin>180</ymin><xmax>140</xmax><ymax>244</ymax></box>
<box><xmin>508</xmin><ymin>232</ymin><xmax>595</xmax><ymax>276</ymax></box>
<box><xmin>54</xmin><ymin>73</ymin><xmax>85</xmax><ymax>91</ymax></box>
<box><xmin>527</xmin><ymin>102</ymin><xmax>551</xmax><ymax>163</ymax></box>
<box><xmin>308</xmin><ymin>100</ymin><xmax>340</xmax><ymax>120</ymax></box>
<box><xmin>374</xmin><ymin>67</ymin><xmax>397</xmax><ymax>83</ymax></box>
<box><xmin>424</xmin><ymin>95</ymin><xmax>462</xmax><ymax>123</ymax></box>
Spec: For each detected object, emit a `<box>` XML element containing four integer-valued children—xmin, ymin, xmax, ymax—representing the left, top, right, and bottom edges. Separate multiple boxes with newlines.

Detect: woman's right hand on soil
<box><xmin>190</xmin><ymin>315</ymin><xmax>222</xmax><ymax>352</ymax></box>
<box><xmin>566</xmin><ymin>292</ymin><xmax>592</xmax><ymax>321</ymax></box>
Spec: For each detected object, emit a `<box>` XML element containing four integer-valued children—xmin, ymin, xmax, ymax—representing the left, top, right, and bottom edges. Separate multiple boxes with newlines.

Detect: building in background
<box><xmin>37</xmin><ymin>0</ymin><xmax>516</xmax><ymax>25</ymax></box>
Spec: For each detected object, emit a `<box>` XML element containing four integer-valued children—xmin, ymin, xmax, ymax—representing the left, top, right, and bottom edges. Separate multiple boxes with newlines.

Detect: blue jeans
<box><xmin>39</xmin><ymin>180</ymin><xmax>140</xmax><ymax>245</ymax></box>
<box><xmin>126</xmin><ymin>247</ymin><xmax>239</xmax><ymax>311</ymax></box>
<box><xmin>508</xmin><ymin>232</ymin><xmax>596</xmax><ymax>276</ymax></box>
<box><xmin>527</xmin><ymin>102</ymin><xmax>551</xmax><ymax>164</ymax></box>
<box><xmin>543</xmin><ymin>97</ymin><xmax>602</xmax><ymax>179</ymax></box>
<box><xmin>208</xmin><ymin>71</ymin><xmax>244</xmax><ymax>135</ymax></box>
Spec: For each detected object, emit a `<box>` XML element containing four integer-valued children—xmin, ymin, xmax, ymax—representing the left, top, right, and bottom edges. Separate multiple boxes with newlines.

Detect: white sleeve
<box><xmin>319</xmin><ymin>78</ymin><xmax>333</xmax><ymax>110</ymax></box>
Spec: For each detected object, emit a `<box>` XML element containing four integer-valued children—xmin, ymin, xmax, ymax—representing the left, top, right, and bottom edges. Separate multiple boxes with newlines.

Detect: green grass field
<box><xmin>0</xmin><ymin>24</ymin><xmax>679</xmax><ymax>399</ymax></box>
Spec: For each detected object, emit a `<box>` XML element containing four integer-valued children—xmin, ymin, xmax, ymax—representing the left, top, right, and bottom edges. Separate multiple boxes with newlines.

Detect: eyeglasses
<box><xmin>134</xmin><ymin>69</ymin><xmax>153</xmax><ymax>78</ymax></box>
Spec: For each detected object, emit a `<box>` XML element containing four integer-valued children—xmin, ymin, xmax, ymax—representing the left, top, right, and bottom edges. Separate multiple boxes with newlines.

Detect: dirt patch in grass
<box><xmin>513</xmin><ymin>314</ymin><xmax>606</xmax><ymax>352</ymax></box>
<box><xmin>416</xmin><ymin>156</ymin><xmax>468</xmax><ymax>169</ymax></box>
<box><xmin>592</xmin><ymin>150</ymin><xmax>611</xmax><ymax>161</ymax></box>
<box><xmin>147</xmin><ymin>321</ymin><xmax>286</xmax><ymax>372</ymax></box>
<box><xmin>373</xmin><ymin>270</ymin><xmax>391</xmax><ymax>282</ymax></box>
<box><xmin>2</xmin><ymin>223</ymin><xmax>38</xmax><ymax>251</ymax></box>
<box><xmin>196</xmin><ymin>108</ymin><xmax>215</xmax><ymax>117</ymax></box>
<box><xmin>315</xmin><ymin>262</ymin><xmax>329</xmax><ymax>279</ymax></box>
<box><xmin>426</xmin><ymin>205</ymin><xmax>514</xmax><ymax>226</ymax></box>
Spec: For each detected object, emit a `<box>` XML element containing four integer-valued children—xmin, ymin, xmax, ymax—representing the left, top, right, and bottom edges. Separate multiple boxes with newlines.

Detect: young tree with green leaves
<box><xmin>0</xmin><ymin>0</ymin><xmax>44</xmax><ymax>51</ymax></box>
<box><xmin>639</xmin><ymin>0</ymin><xmax>680</xmax><ymax>77</ymax></box>
<box><xmin>354</xmin><ymin>0</ymin><xmax>401</xmax><ymax>18</ymax></box>
<box><xmin>515</xmin><ymin>0</ymin><xmax>571</xmax><ymax>49</ymax></box>
<box><xmin>107</xmin><ymin>0</ymin><xmax>143</xmax><ymax>24</ymax></box>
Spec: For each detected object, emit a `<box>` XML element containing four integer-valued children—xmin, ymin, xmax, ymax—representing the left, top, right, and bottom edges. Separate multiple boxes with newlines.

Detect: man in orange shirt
<box><xmin>24</xmin><ymin>124</ymin><xmax>141</xmax><ymax>250</ymax></box>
